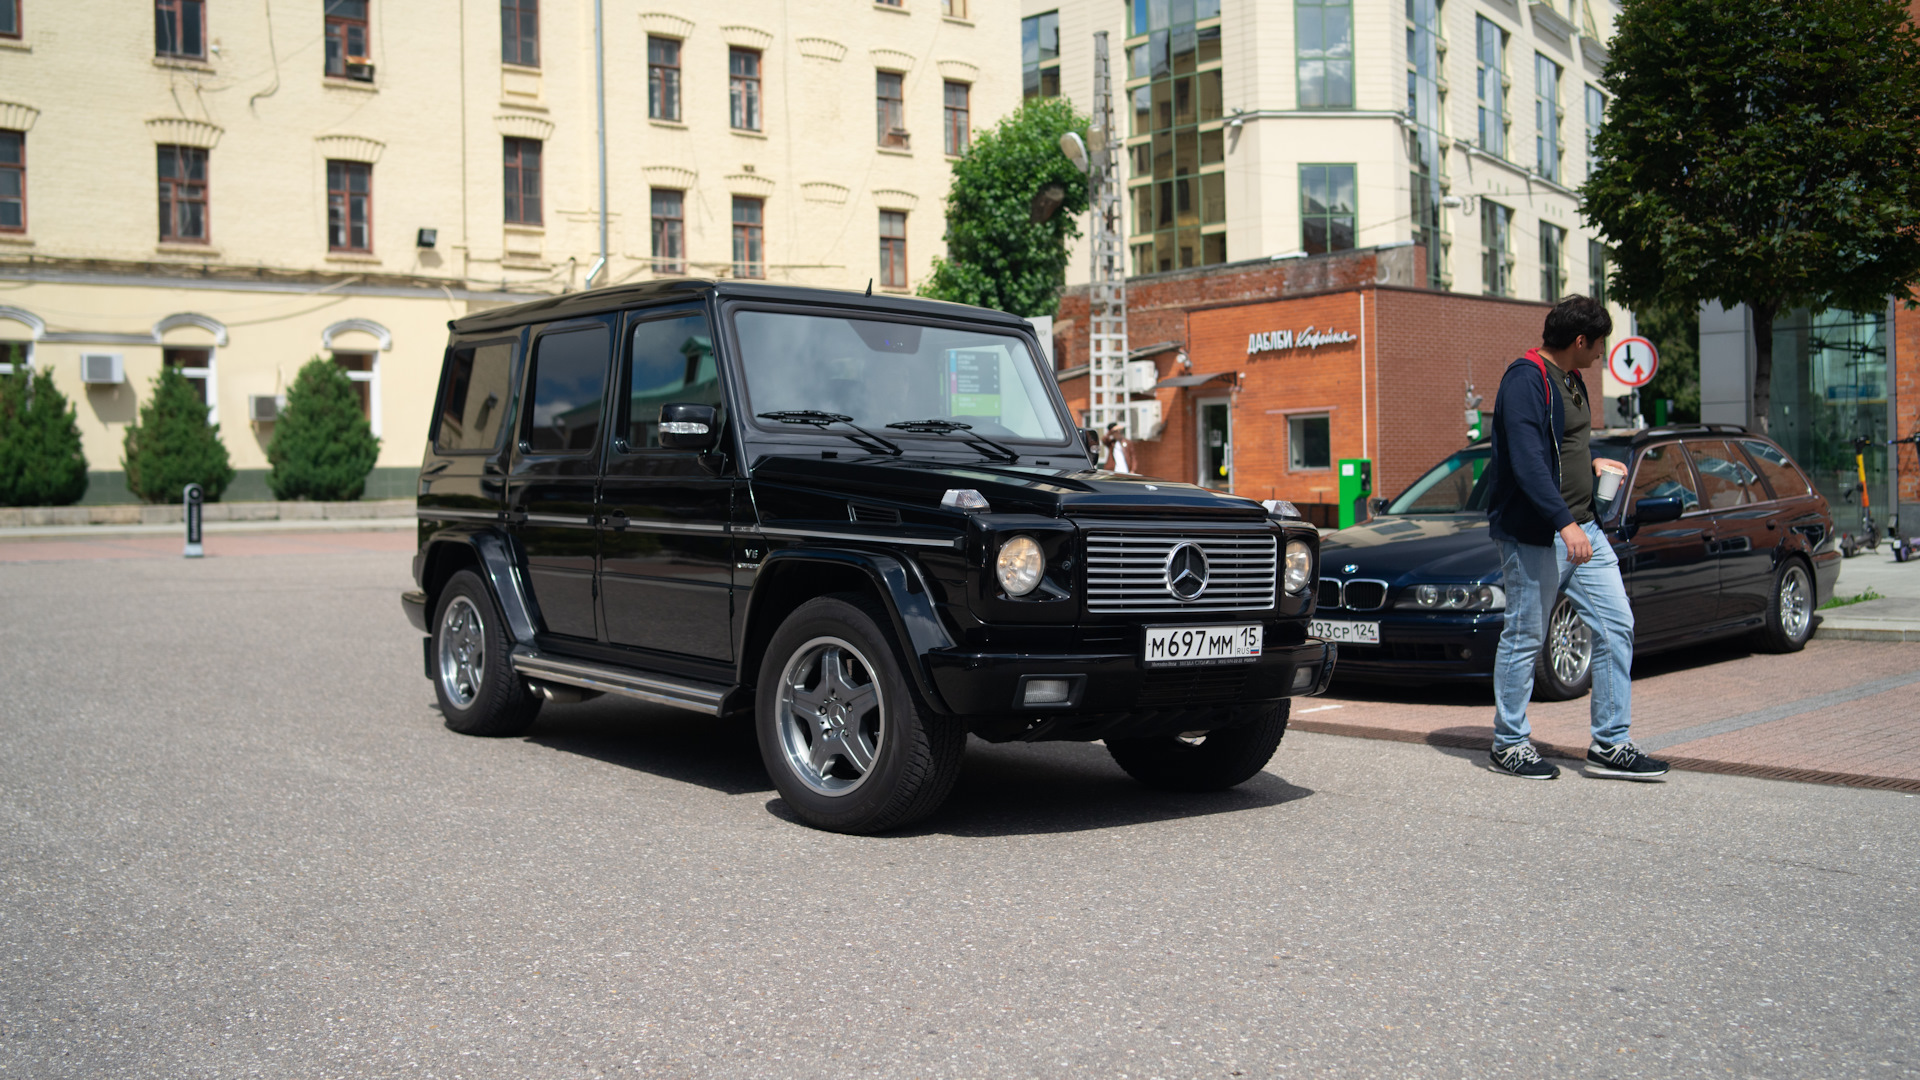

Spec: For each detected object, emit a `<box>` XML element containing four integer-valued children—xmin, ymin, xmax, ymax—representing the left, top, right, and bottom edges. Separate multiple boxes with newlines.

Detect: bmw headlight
<box><xmin>1283</xmin><ymin>539</ymin><xmax>1313</xmax><ymax>594</ymax></box>
<box><xmin>1396</xmin><ymin>583</ymin><xmax>1507</xmax><ymax>611</ymax></box>
<box><xmin>995</xmin><ymin>535</ymin><xmax>1046</xmax><ymax>596</ymax></box>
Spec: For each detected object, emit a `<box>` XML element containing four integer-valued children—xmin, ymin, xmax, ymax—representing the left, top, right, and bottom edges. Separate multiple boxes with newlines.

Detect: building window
<box><xmin>327</xmin><ymin>159</ymin><xmax>372</xmax><ymax>252</ymax></box>
<box><xmin>1125</xmin><ymin>0</ymin><xmax>1228</xmax><ymax>274</ymax></box>
<box><xmin>1535</xmin><ymin>53</ymin><xmax>1562</xmax><ymax>182</ymax></box>
<box><xmin>503</xmin><ymin>137</ymin><xmax>541</xmax><ymax>226</ymax></box>
<box><xmin>334</xmin><ymin>352</ymin><xmax>376</xmax><ymax>422</ymax></box>
<box><xmin>730</xmin><ymin>48</ymin><xmax>762</xmax><ymax>131</ymax></box>
<box><xmin>1299</xmin><ymin>164</ymin><xmax>1356</xmax><ymax>255</ymax></box>
<box><xmin>501</xmin><ymin>0</ymin><xmax>537</xmax><ymax>67</ymax></box>
<box><xmin>1540</xmin><ymin>222</ymin><xmax>1566</xmax><ymax>300</ymax></box>
<box><xmin>1589</xmin><ymin>239</ymin><xmax>1608</xmax><ymax>304</ymax></box>
<box><xmin>325</xmin><ymin>0</ymin><xmax>370</xmax><ymax>78</ymax></box>
<box><xmin>651</xmin><ymin>188</ymin><xmax>684</xmax><ymax>274</ymax></box>
<box><xmin>943</xmin><ymin>81</ymin><xmax>971</xmax><ymax>155</ymax></box>
<box><xmin>876</xmin><ymin>71</ymin><xmax>907</xmax><ymax>148</ymax></box>
<box><xmin>1585</xmin><ymin>84</ymin><xmax>1605</xmax><ymax>180</ymax></box>
<box><xmin>1406</xmin><ymin>0</ymin><xmax>1449</xmax><ymax>289</ymax></box>
<box><xmin>0</xmin><ymin>130</ymin><xmax>22</xmax><ymax>233</ymax></box>
<box><xmin>879</xmin><ymin>211</ymin><xmax>908</xmax><ymax>289</ymax></box>
<box><xmin>648</xmin><ymin>37</ymin><xmax>681</xmax><ymax>121</ymax></box>
<box><xmin>732</xmin><ymin>197</ymin><xmax>764</xmax><ymax>279</ymax></box>
<box><xmin>163</xmin><ymin>348</ymin><xmax>213</xmax><ymax>410</ymax></box>
<box><xmin>155</xmin><ymin>0</ymin><xmax>206</xmax><ymax>59</ymax></box>
<box><xmin>942</xmin><ymin>0</ymin><xmax>966</xmax><ymax>16</ymax></box>
<box><xmin>1296</xmin><ymin>0</ymin><xmax>1353</xmax><ymax>109</ymax></box>
<box><xmin>1476</xmin><ymin>16</ymin><xmax>1507</xmax><ymax>158</ymax></box>
<box><xmin>157</xmin><ymin>145</ymin><xmax>209</xmax><ymax>244</ymax></box>
<box><xmin>1481</xmin><ymin>200</ymin><xmax>1513</xmax><ymax>296</ymax></box>
<box><xmin>0</xmin><ymin>0</ymin><xmax>18</xmax><ymax>39</ymax></box>
<box><xmin>1021</xmin><ymin>11</ymin><xmax>1060</xmax><ymax>100</ymax></box>
<box><xmin>1289</xmin><ymin>415</ymin><xmax>1331</xmax><ymax>471</ymax></box>
<box><xmin>876</xmin><ymin>0</ymin><xmax>901</xmax><ymax>6</ymax></box>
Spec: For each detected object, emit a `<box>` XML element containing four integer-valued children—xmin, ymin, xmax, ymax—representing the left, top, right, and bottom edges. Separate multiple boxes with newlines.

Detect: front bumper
<box><xmin>926</xmin><ymin>636</ymin><xmax>1336</xmax><ymax>741</ymax></box>
<box><xmin>1320</xmin><ymin>611</ymin><xmax>1503</xmax><ymax>684</ymax></box>
<box><xmin>401</xmin><ymin>589</ymin><xmax>430</xmax><ymax>632</ymax></box>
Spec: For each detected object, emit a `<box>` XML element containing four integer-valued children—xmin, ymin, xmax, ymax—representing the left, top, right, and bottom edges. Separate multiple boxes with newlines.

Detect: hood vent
<box><xmin>847</xmin><ymin>499</ymin><xmax>903</xmax><ymax>525</ymax></box>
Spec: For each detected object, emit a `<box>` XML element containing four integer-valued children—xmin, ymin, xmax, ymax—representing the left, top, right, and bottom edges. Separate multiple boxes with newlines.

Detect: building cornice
<box><xmin>0</xmin><ymin>258</ymin><xmax>540</xmax><ymax>303</ymax></box>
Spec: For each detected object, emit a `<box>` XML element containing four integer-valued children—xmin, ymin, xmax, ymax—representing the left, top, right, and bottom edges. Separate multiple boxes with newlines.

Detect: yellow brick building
<box><xmin>0</xmin><ymin>0</ymin><xmax>1015</xmax><ymax>501</ymax></box>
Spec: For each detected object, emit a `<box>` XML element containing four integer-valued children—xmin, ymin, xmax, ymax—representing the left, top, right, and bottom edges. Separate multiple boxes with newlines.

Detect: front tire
<box><xmin>433</xmin><ymin>569</ymin><xmax>542</xmax><ymax>737</ymax></box>
<box><xmin>755</xmin><ymin>595</ymin><xmax>965</xmax><ymax>834</ymax></box>
<box><xmin>1105</xmin><ymin>701</ymin><xmax>1290</xmax><ymax>792</ymax></box>
<box><xmin>1530</xmin><ymin>595</ymin><xmax>1593</xmax><ymax>701</ymax></box>
<box><xmin>1754</xmin><ymin>558</ymin><xmax>1815</xmax><ymax>653</ymax></box>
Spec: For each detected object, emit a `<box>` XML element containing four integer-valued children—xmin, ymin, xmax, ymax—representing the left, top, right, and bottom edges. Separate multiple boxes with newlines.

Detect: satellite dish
<box><xmin>1029</xmin><ymin>183</ymin><xmax>1067</xmax><ymax>224</ymax></box>
<box><xmin>1059</xmin><ymin>131</ymin><xmax>1090</xmax><ymax>175</ymax></box>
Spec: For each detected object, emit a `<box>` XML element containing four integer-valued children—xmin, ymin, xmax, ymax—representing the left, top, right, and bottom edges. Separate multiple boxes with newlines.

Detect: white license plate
<box><xmin>1310</xmin><ymin>619</ymin><xmax>1380</xmax><ymax>644</ymax></box>
<box><xmin>1143</xmin><ymin>624</ymin><xmax>1263</xmax><ymax>667</ymax></box>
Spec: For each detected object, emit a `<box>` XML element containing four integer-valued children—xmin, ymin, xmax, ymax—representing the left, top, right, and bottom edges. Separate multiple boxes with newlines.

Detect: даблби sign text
<box><xmin>1246</xmin><ymin>326</ymin><xmax>1357</xmax><ymax>357</ymax></box>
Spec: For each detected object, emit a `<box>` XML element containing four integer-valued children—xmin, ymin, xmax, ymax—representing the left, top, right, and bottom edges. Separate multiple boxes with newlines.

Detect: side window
<box><xmin>1629</xmin><ymin>442</ymin><xmax>1700</xmax><ymax>512</ymax></box>
<box><xmin>1738</xmin><ymin>439</ymin><xmax>1811</xmax><ymax>500</ymax></box>
<box><xmin>524</xmin><ymin>326</ymin><xmax>610</xmax><ymax>452</ymax></box>
<box><xmin>1685</xmin><ymin>439</ymin><xmax>1762</xmax><ymax>510</ymax></box>
<box><xmin>624</xmin><ymin>312</ymin><xmax>720</xmax><ymax>448</ymax></box>
<box><xmin>435</xmin><ymin>341</ymin><xmax>516</xmax><ymax>452</ymax></box>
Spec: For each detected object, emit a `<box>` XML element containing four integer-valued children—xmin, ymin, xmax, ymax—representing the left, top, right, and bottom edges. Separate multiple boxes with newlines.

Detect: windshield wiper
<box><xmin>885</xmin><ymin>418</ymin><xmax>1019</xmax><ymax>463</ymax></box>
<box><xmin>756</xmin><ymin>410</ymin><xmax>902</xmax><ymax>456</ymax></box>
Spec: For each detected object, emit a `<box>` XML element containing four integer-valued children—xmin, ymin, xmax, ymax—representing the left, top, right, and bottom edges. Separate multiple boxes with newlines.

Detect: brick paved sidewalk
<box><xmin>1299</xmin><ymin>637</ymin><xmax>1920</xmax><ymax>791</ymax></box>
<box><xmin>0</xmin><ymin>530</ymin><xmax>415</xmax><ymax>562</ymax></box>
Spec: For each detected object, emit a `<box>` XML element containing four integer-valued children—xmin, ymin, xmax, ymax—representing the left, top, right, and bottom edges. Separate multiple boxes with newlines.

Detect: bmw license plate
<box><xmin>1143</xmin><ymin>624</ymin><xmax>1263</xmax><ymax>667</ymax></box>
<box><xmin>1309</xmin><ymin>619</ymin><xmax>1380</xmax><ymax>644</ymax></box>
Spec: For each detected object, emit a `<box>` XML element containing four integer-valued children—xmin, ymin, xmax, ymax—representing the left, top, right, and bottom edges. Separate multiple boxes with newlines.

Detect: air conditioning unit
<box><xmin>249</xmin><ymin>394</ymin><xmax>286</xmax><ymax>423</ymax></box>
<box><xmin>344</xmin><ymin>59</ymin><xmax>375</xmax><ymax>81</ymax></box>
<box><xmin>1128</xmin><ymin>398</ymin><xmax>1163</xmax><ymax>440</ymax></box>
<box><xmin>80</xmin><ymin>353</ymin><xmax>124</xmax><ymax>385</ymax></box>
<box><xmin>1125</xmin><ymin>359</ymin><xmax>1159</xmax><ymax>394</ymax></box>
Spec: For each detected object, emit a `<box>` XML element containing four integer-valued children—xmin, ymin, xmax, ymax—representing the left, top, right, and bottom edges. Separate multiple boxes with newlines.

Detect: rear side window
<box><xmin>1686</xmin><ymin>439</ymin><xmax>1763</xmax><ymax>510</ymax></box>
<box><xmin>624</xmin><ymin>312</ymin><xmax>721</xmax><ymax>448</ymax></box>
<box><xmin>1629</xmin><ymin>442</ymin><xmax>1701</xmax><ymax>512</ymax></box>
<box><xmin>435</xmin><ymin>341</ymin><xmax>516</xmax><ymax>452</ymax></box>
<box><xmin>525</xmin><ymin>326</ymin><xmax>610</xmax><ymax>452</ymax></box>
<box><xmin>1738</xmin><ymin>439</ymin><xmax>1811</xmax><ymax>500</ymax></box>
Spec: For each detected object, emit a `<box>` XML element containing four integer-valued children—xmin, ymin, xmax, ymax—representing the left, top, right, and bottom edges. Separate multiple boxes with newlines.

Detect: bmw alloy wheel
<box><xmin>774</xmin><ymin>636</ymin><xmax>887</xmax><ymax>797</ymax></box>
<box><xmin>1779</xmin><ymin>563</ymin><xmax>1811</xmax><ymax>641</ymax></box>
<box><xmin>1547</xmin><ymin>597</ymin><xmax>1592</xmax><ymax>687</ymax></box>
<box><xmin>437</xmin><ymin>595</ymin><xmax>486</xmax><ymax>709</ymax></box>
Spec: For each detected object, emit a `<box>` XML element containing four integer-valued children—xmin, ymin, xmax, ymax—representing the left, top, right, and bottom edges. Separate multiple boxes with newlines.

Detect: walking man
<box><xmin>1484</xmin><ymin>296</ymin><xmax>1668</xmax><ymax>781</ymax></box>
<box><xmin>1104</xmin><ymin>421</ymin><xmax>1134</xmax><ymax>474</ymax></box>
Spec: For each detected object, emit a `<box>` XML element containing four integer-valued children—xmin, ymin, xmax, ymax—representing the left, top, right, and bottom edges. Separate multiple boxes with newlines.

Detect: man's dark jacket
<box><xmin>1486</xmin><ymin>352</ymin><xmax>1577</xmax><ymax>546</ymax></box>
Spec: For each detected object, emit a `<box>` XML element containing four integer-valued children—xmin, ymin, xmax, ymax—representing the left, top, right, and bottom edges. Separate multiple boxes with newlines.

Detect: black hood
<box><xmin>1318</xmin><ymin>514</ymin><xmax>1501</xmax><ymax>582</ymax></box>
<box><xmin>749</xmin><ymin>455</ymin><xmax>1270</xmax><ymax>521</ymax></box>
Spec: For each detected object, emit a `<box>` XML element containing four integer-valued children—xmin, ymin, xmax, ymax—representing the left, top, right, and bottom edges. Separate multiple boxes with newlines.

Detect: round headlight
<box><xmin>1283</xmin><ymin>539</ymin><xmax>1313</xmax><ymax>594</ymax></box>
<box><xmin>996</xmin><ymin>535</ymin><xmax>1046</xmax><ymax>596</ymax></box>
<box><xmin>1416</xmin><ymin>584</ymin><xmax>1440</xmax><ymax>607</ymax></box>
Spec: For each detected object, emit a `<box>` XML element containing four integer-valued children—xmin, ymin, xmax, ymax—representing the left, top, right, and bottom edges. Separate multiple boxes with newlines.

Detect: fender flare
<box><xmin>743</xmin><ymin>547</ymin><xmax>956</xmax><ymax>713</ymax></box>
<box><xmin>422</xmin><ymin>529</ymin><xmax>541</xmax><ymax>646</ymax></box>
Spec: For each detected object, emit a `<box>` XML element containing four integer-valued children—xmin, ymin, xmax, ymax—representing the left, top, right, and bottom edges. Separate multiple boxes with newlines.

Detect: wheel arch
<box><xmin>420</xmin><ymin>530</ymin><xmax>540</xmax><ymax>646</ymax></box>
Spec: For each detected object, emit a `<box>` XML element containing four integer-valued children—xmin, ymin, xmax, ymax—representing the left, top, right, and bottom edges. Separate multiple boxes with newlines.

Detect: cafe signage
<box><xmin>1246</xmin><ymin>326</ymin><xmax>1357</xmax><ymax>357</ymax></box>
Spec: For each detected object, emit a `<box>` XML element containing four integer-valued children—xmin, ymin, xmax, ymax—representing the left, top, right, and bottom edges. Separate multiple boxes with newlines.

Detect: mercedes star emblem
<box><xmin>1164</xmin><ymin>542</ymin><xmax>1212</xmax><ymax>602</ymax></box>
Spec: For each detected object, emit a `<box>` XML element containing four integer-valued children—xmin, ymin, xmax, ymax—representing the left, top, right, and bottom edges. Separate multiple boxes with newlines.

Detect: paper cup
<box><xmin>1594</xmin><ymin>459</ymin><xmax>1627</xmax><ymax>504</ymax></box>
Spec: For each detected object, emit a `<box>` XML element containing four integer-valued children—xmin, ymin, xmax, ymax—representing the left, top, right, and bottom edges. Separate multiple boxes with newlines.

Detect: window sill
<box><xmin>503</xmin><ymin>223</ymin><xmax>545</xmax><ymax>234</ymax></box>
<box><xmin>943</xmin><ymin>16</ymin><xmax>974</xmax><ymax>26</ymax></box>
<box><xmin>325</xmin><ymin>252</ymin><xmax>381</xmax><ymax>264</ymax></box>
<box><xmin>650</xmin><ymin>118</ymin><xmax>688</xmax><ymax>130</ymax></box>
<box><xmin>0</xmin><ymin>39</ymin><xmax>30</xmax><ymax>53</ymax></box>
<box><xmin>873</xmin><ymin>2</ymin><xmax>910</xmax><ymax>12</ymax></box>
<box><xmin>155</xmin><ymin>243</ymin><xmax>218</xmax><ymax>256</ymax></box>
<box><xmin>322</xmin><ymin>77</ymin><xmax>378</xmax><ymax>92</ymax></box>
<box><xmin>501</xmin><ymin>62</ymin><xmax>541</xmax><ymax>74</ymax></box>
<box><xmin>154</xmin><ymin>55</ymin><xmax>215</xmax><ymax>71</ymax></box>
<box><xmin>876</xmin><ymin>146</ymin><xmax>914</xmax><ymax>157</ymax></box>
<box><xmin>731</xmin><ymin>128</ymin><xmax>768</xmax><ymax>140</ymax></box>
<box><xmin>0</xmin><ymin>234</ymin><xmax>32</xmax><ymax>246</ymax></box>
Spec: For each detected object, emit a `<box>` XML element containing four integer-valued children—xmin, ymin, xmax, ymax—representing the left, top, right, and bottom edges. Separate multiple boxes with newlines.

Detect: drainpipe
<box><xmin>584</xmin><ymin>0</ymin><xmax>608</xmax><ymax>289</ymax></box>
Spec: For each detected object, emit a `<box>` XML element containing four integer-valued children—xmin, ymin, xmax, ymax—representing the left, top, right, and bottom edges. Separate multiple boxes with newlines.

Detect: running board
<box><xmin>510</xmin><ymin>648</ymin><xmax>728</xmax><ymax>715</ymax></box>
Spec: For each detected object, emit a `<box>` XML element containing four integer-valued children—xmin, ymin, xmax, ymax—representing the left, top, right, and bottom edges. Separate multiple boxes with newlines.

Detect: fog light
<box><xmin>1023</xmin><ymin>678</ymin><xmax>1072</xmax><ymax>705</ymax></box>
<box><xmin>1291</xmin><ymin>667</ymin><xmax>1316</xmax><ymax>691</ymax></box>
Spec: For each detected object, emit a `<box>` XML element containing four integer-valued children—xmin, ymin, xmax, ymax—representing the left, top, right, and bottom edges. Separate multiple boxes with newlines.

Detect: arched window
<box><xmin>0</xmin><ymin>305</ymin><xmax>44</xmax><ymax>374</ymax></box>
<box><xmin>321</xmin><ymin>318</ymin><xmax>391</xmax><ymax>437</ymax></box>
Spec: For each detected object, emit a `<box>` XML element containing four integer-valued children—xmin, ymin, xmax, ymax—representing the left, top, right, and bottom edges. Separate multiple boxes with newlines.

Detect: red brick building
<box><xmin>1053</xmin><ymin>247</ymin><xmax>1556</xmax><ymax>520</ymax></box>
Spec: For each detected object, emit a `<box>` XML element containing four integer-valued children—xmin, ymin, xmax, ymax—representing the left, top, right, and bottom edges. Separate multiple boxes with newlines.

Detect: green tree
<box><xmin>267</xmin><ymin>356</ymin><xmax>381</xmax><ymax>501</ymax></box>
<box><xmin>919</xmin><ymin>97</ymin><xmax>1092</xmax><ymax>317</ymax></box>
<box><xmin>1581</xmin><ymin>0</ymin><xmax>1920</xmax><ymax>433</ymax></box>
<box><xmin>122</xmin><ymin>364</ymin><xmax>236</xmax><ymax>503</ymax></box>
<box><xmin>0</xmin><ymin>362</ymin><xmax>89</xmax><ymax>507</ymax></box>
<box><xmin>1636</xmin><ymin>298</ymin><xmax>1700</xmax><ymax>423</ymax></box>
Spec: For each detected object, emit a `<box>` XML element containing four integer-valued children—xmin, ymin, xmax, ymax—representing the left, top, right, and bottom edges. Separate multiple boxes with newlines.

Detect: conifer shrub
<box><xmin>267</xmin><ymin>356</ymin><xmax>381</xmax><ymax>501</ymax></box>
<box><xmin>122</xmin><ymin>364</ymin><xmax>236</xmax><ymax>503</ymax></box>
<box><xmin>0</xmin><ymin>362</ymin><xmax>89</xmax><ymax>507</ymax></box>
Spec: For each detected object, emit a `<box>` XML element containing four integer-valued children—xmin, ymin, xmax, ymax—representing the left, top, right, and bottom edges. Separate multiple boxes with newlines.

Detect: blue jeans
<box><xmin>1493</xmin><ymin>521</ymin><xmax>1634</xmax><ymax>749</ymax></box>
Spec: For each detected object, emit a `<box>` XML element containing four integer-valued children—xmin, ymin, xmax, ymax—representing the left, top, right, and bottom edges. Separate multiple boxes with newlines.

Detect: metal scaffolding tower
<box><xmin>1086</xmin><ymin>31</ymin><xmax>1131</xmax><ymax>437</ymax></box>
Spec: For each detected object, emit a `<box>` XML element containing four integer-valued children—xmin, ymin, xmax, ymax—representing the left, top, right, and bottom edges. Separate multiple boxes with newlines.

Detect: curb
<box><xmin>1815</xmin><ymin>624</ymin><xmax>1920</xmax><ymax>642</ymax></box>
<box><xmin>1289</xmin><ymin>717</ymin><xmax>1920</xmax><ymax>794</ymax></box>
<box><xmin>0</xmin><ymin>498</ymin><xmax>414</xmax><ymax>529</ymax></box>
<box><xmin>0</xmin><ymin>518</ymin><xmax>413</xmax><ymax>541</ymax></box>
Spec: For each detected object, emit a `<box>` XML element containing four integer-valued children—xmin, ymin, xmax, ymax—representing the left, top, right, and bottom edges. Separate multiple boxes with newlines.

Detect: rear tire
<box><xmin>433</xmin><ymin>569</ymin><xmax>542</xmax><ymax>737</ymax></box>
<box><xmin>755</xmin><ymin>595</ymin><xmax>966</xmax><ymax>834</ymax></box>
<box><xmin>1754</xmin><ymin>558</ymin><xmax>1815</xmax><ymax>653</ymax></box>
<box><xmin>1530</xmin><ymin>595</ymin><xmax>1593</xmax><ymax>702</ymax></box>
<box><xmin>1105</xmin><ymin>701</ymin><xmax>1290</xmax><ymax>792</ymax></box>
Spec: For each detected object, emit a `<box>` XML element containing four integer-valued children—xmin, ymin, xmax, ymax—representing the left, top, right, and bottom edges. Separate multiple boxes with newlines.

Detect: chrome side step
<box><xmin>510</xmin><ymin>648</ymin><xmax>727</xmax><ymax>715</ymax></box>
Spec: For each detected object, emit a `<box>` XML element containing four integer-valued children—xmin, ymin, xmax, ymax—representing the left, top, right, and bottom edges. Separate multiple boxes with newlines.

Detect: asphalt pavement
<box><xmin>2</xmin><ymin>544</ymin><xmax>1916</xmax><ymax>1079</ymax></box>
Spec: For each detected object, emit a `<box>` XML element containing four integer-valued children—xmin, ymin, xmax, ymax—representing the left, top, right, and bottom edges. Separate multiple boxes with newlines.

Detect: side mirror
<box><xmin>1630</xmin><ymin>494</ymin><xmax>1684</xmax><ymax>525</ymax></box>
<box><xmin>1369</xmin><ymin>497</ymin><xmax>1391</xmax><ymax>514</ymax></box>
<box><xmin>659</xmin><ymin>402</ymin><xmax>719</xmax><ymax>451</ymax></box>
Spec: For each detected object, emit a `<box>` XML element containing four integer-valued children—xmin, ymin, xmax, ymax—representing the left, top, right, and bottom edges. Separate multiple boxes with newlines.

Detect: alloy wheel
<box><xmin>774</xmin><ymin>636</ymin><xmax>887</xmax><ymax>797</ymax></box>
<box><xmin>1779</xmin><ymin>564</ymin><xmax>1812</xmax><ymax>641</ymax></box>
<box><xmin>1547</xmin><ymin>598</ymin><xmax>1593</xmax><ymax>686</ymax></box>
<box><xmin>438</xmin><ymin>596</ymin><xmax>486</xmax><ymax>709</ymax></box>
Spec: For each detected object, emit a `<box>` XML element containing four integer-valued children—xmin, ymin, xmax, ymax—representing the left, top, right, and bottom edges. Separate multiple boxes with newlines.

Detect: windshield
<box><xmin>733</xmin><ymin>310</ymin><xmax>1069</xmax><ymax>444</ymax></box>
<box><xmin>1387</xmin><ymin>448</ymin><xmax>1492</xmax><ymax>514</ymax></box>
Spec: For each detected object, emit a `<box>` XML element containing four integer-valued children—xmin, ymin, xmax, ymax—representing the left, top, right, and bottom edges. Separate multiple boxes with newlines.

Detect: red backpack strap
<box><xmin>1524</xmin><ymin>347</ymin><xmax>1552</xmax><ymax>404</ymax></box>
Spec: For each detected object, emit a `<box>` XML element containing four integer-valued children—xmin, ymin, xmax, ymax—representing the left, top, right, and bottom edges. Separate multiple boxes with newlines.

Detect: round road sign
<box><xmin>1607</xmin><ymin>336</ymin><xmax>1659</xmax><ymax>388</ymax></box>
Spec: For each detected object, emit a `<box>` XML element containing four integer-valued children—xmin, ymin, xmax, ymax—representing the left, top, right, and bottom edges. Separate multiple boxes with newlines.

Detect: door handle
<box><xmin>1767</xmin><ymin>519</ymin><xmax>1779</xmax><ymax>530</ymax></box>
<box><xmin>503</xmin><ymin>509</ymin><xmax>528</xmax><ymax>525</ymax></box>
<box><xmin>603</xmin><ymin>510</ymin><xmax>628</xmax><ymax>530</ymax></box>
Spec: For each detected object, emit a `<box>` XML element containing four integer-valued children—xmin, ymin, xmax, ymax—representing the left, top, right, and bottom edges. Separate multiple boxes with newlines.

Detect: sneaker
<box><xmin>1489</xmin><ymin>742</ymin><xmax>1561</xmax><ymax>780</ymax></box>
<box><xmin>1586</xmin><ymin>740</ymin><xmax>1670</xmax><ymax>780</ymax></box>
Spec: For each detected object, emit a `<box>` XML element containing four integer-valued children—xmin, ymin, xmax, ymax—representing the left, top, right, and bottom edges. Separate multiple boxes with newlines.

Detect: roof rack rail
<box><xmin>1640</xmin><ymin>422</ymin><xmax>1750</xmax><ymax>437</ymax></box>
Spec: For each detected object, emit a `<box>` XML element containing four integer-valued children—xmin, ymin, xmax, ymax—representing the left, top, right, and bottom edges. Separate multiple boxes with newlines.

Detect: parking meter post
<box><xmin>1338</xmin><ymin>458</ymin><xmax>1373</xmax><ymax>529</ymax></box>
<box><xmin>183</xmin><ymin>483</ymin><xmax>203</xmax><ymax>558</ymax></box>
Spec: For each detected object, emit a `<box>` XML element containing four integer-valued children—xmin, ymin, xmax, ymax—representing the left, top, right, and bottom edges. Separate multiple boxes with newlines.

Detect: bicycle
<box><xmin>1839</xmin><ymin>435</ymin><xmax>1880</xmax><ymax>558</ymax></box>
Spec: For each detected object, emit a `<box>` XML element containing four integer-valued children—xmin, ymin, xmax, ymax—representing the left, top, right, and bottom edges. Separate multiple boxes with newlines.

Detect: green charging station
<box><xmin>1338</xmin><ymin>458</ymin><xmax>1373</xmax><ymax>529</ymax></box>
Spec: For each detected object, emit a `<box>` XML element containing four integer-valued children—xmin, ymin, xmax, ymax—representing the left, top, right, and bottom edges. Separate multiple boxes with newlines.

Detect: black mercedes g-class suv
<box><xmin>402</xmin><ymin>280</ymin><xmax>1333</xmax><ymax>833</ymax></box>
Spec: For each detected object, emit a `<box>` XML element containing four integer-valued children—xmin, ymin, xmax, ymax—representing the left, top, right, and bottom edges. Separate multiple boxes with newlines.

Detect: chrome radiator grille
<box><xmin>1084</xmin><ymin>532</ymin><xmax>1277</xmax><ymax>613</ymax></box>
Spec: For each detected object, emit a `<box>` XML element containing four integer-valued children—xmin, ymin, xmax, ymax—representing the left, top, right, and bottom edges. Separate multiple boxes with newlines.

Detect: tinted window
<box><xmin>1738</xmin><ymin>439</ymin><xmax>1811</xmax><ymax>500</ymax></box>
<box><xmin>525</xmin><ymin>326</ymin><xmax>609</xmax><ymax>452</ymax></box>
<box><xmin>1629</xmin><ymin>443</ymin><xmax>1700</xmax><ymax>512</ymax></box>
<box><xmin>435</xmin><ymin>341</ymin><xmax>516</xmax><ymax>452</ymax></box>
<box><xmin>1387</xmin><ymin>448</ymin><xmax>1491</xmax><ymax>514</ymax></box>
<box><xmin>625</xmin><ymin>313</ymin><xmax>721</xmax><ymax>448</ymax></box>
<box><xmin>1686</xmin><ymin>439</ymin><xmax>1762</xmax><ymax>510</ymax></box>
